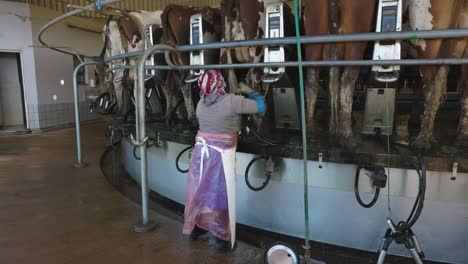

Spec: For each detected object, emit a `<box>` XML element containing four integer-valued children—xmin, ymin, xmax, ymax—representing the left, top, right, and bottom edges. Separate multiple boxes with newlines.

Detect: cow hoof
<box><xmin>454</xmin><ymin>135</ymin><xmax>468</xmax><ymax>148</ymax></box>
<box><xmin>412</xmin><ymin>135</ymin><xmax>432</xmax><ymax>151</ymax></box>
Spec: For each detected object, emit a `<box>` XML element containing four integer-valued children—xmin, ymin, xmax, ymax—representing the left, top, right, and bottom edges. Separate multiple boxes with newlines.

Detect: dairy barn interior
<box><xmin>0</xmin><ymin>0</ymin><xmax>467</xmax><ymax>263</ymax></box>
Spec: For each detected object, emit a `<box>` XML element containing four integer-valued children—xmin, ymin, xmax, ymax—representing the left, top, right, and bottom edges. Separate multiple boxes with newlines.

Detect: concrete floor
<box><xmin>0</xmin><ymin>122</ymin><xmax>263</xmax><ymax>264</ymax></box>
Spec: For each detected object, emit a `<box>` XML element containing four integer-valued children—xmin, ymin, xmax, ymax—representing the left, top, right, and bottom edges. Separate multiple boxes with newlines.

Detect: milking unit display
<box><xmin>39</xmin><ymin>0</ymin><xmax>468</xmax><ymax>263</ymax></box>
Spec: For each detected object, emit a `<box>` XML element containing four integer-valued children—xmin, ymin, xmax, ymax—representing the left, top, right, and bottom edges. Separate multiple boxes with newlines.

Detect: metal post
<box><xmin>72</xmin><ymin>61</ymin><xmax>98</xmax><ymax>168</ymax></box>
<box><xmin>133</xmin><ymin>44</ymin><xmax>174</xmax><ymax>233</ymax></box>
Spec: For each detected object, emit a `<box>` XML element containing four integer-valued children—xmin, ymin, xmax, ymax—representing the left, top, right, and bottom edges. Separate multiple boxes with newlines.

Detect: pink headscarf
<box><xmin>198</xmin><ymin>70</ymin><xmax>226</xmax><ymax>97</ymax></box>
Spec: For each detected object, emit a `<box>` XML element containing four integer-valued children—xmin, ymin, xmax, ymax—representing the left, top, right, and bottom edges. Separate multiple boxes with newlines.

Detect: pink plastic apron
<box><xmin>182</xmin><ymin>131</ymin><xmax>238</xmax><ymax>248</ymax></box>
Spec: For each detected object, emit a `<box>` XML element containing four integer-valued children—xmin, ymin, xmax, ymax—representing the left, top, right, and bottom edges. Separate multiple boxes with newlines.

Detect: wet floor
<box><xmin>0</xmin><ymin>122</ymin><xmax>263</xmax><ymax>264</ymax></box>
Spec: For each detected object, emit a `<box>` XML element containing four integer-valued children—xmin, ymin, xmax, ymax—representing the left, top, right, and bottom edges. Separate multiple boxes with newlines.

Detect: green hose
<box><xmin>292</xmin><ymin>0</ymin><xmax>311</xmax><ymax>255</ymax></box>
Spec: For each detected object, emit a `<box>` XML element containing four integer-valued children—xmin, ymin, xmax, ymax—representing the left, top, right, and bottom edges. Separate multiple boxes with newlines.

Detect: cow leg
<box><xmin>339</xmin><ymin>67</ymin><xmax>360</xmax><ymax>148</ymax></box>
<box><xmin>413</xmin><ymin>65</ymin><xmax>449</xmax><ymax>150</ymax></box>
<box><xmin>224</xmin><ymin>17</ymin><xmax>238</xmax><ymax>93</ymax></box>
<box><xmin>454</xmin><ymin>5</ymin><xmax>468</xmax><ymax>146</ymax></box>
<box><xmin>329</xmin><ymin>65</ymin><xmax>340</xmax><ymax>135</ymax></box>
<box><xmin>113</xmin><ymin>71</ymin><xmax>124</xmax><ymax>113</ymax></box>
<box><xmin>305</xmin><ymin>68</ymin><xmax>320</xmax><ymax>133</ymax></box>
<box><xmin>122</xmin><ymin>71</ymin><xmax>133</xmax><ymax>116</ymax></box>
<box><xmin>246</xmin><ymin>53</ymin><xmax>263</xmax><ymax>92</ymax></box>
<box><xmin>337</xmin><ymin>0</ymin><xmax>376</xmax><ymax>149</ymax></box>
<box><xmin>227</xmin><ymin>54</ymin><xmax>238</xmax><ymax>93</ymax></box>
<box><xmin>455</xmin><ymin>57</ymin><xmax>468</xmax><ymax>147</ymax></box>
<box><xmin>164</xmin><ymin>72</ymin><xmax>175</xmax><ymax>126</ymax></box>
<box><xmin>180</xmin><ymin>80</ymin><xmax>196</xmax><ymax>124</ymax></box>
<box><xmin>409</xmin><ymin>79</ymin><xmax>425</xmax><ymax>123</ymax></box>
<box><xmin>456</xmin><ymin>84</ymin><xmax>468</xmax><ymax>147</ymax></box>
<box><xmin>414</xmin><ymin>22</ymin><xmax>467</xmax><ymax>149</ymax></box>
<box><xmin>328</xmin><ymin>0</ymin><xmax>340</xmax><ymax>135</ymax></box>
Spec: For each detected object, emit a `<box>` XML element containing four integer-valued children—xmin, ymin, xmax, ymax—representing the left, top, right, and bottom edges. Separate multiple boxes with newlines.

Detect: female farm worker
<box><xmin>182</xmin><ymin>70</ymin><xmax>265</xmax><ymax>251</ymax></box>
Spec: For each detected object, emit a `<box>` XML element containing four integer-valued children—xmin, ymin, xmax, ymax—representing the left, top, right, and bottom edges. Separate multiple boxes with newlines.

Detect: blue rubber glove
<box><xmin>248</xmin><ymin>91</ymin><xmax>266</xmax><ymax>116</ymax></box>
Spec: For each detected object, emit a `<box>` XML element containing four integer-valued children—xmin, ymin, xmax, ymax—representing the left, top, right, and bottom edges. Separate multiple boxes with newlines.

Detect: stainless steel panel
<box><xmin>122</xmin><ymin>140</ymin><xmax>468</xmax><ymax>263</ymax></box>
<box><xmin>272</xmin><ymin>87</ymin><xmax>300</xmax><ymax>129</ymax></box>
<box><xmin>362</xmin><ymin>88</ymin><xmax>396</xmax><ymax>135</ymax></box>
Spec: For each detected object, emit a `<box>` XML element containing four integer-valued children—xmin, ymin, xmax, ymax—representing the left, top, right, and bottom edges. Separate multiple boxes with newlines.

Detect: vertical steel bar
<box><xmin>72</xmin><ymin>61</ymin><xmax>98</xmax><ymax>168</ymax></box>
<box><xmin>133</xmin><ymin>45</ymin><xmax>173</xmax><ymax>232</ymax></box>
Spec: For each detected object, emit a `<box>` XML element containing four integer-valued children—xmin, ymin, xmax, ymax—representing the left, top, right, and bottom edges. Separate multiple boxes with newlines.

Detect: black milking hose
<box><xmin>176</xmin><ymin>146</ymin><xmax>192</xmax><ymax>174</ymax></box>
<box><xmin>244</xmin><ymin>116</ymin><xmax>281</xmax><ymax>146</ymax></box>
<box><xmin>245</xmin><ymin>156</ymin><xmax>271</xmax><ymax>191</ymax></box>
<box><xmin>389</xmin><ymin>142</ymin><xmax>426</xmax><ymax>232</ymax></box>
<box><xmin>132</xmin><ymin>137</ymin><xmax>160</xmax><ymax>161</ymax></box>
<box><xmin>354</xmin><ymin>166</ymin><xmax>381</xmax><ymax>208</ymax></box>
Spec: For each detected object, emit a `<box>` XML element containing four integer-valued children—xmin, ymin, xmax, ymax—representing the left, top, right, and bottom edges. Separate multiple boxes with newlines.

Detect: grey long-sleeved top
<box><xmin>196</xmin><ymin>94</ymin><xmax>258</xmax><ymax>135</ymax></box>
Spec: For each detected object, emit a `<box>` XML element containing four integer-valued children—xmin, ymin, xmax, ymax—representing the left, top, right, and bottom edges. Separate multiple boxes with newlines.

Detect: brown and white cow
<box><xmin>406</xmin><ymin>0</ymin><xmax>468</xmax><ymax>149</ymax></box>
<box><xmin>303</xmin><ymin>0</ymin><xmax>377</xmax><ymax>148</ymax></box>
<box><xmin>220</xmin><ymin>0</ymin><xmax>295</xmax><ymax>94</ymax></box>
<box><xmin>102</xmin><ymin>10</ymin><xmax>163</xmax><ymax>115</ymax></box>
<box><xmin>161</xmin><ymin>4</ymin><xmax>222</xmax><ymax>123</ymax></box>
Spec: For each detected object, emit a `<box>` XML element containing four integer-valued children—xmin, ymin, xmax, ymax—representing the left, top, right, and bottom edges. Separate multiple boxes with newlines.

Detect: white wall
<box><xmin>0</xmin><ymin>1</ymin><xmax>38</xmax><ymax>128</ymax></box>
<box><xmin>29</xmin><ymin>5</ymin><xmax>104</xmax><ymax>105</ymax></box>
<box><xmin>0</xmin><ymin>53</ymin><xmax>24</xmax><ymax>127</ymax></box>
<box><xmin>0</xmin><ymin>1</ymin><xmax>104</xmax><ymax>128</ymax></box>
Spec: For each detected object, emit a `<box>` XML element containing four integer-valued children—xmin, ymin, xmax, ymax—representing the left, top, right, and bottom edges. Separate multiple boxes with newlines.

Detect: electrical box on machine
<box><xmin>185</xmin><ymin>14</ymin><xmax>219</xmax><ymax>83</ymax></box>
<box><xmin>273</xmin><ymin>85</ymin><xmax>300</xmax><ymax>130</ymax></box>
<box><xmin>372</xmin><ymin>0</ymin><xmax>402</xmax><ymax>82</ymax></box>
<box><xmin>362</xmin><ymin>88</ymin><xmax>396</xmax><ymax>136</ymax></box>
<box><xmin>263</xmin><ymin>3</ymin><xmax>285</xmax><ymax>84</ymax></box>
<box><xmin>144</xmin><ymin>24</ymin><xmax>157</xmax><ymax>77</ymax></box>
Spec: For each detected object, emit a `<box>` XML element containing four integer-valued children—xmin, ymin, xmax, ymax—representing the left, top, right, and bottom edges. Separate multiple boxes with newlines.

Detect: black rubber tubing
<box><xmin>176</xmin><ymin>146</ymin><xmax>193</xmax><ymax>174</ymax></box>
<box><xmin>354</xmin><ymin>166</ymin><xmax>380</xmax><ymax>208</ymax></box>
<box><xmin>245</xmin><ymin>156</ymin><xmax>272</xmax><ymax>191</ymax></box>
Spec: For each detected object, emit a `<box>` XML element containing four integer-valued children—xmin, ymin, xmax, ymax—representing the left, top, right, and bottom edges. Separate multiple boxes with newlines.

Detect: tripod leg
<box><xmin>377</xmin><ymin>250</ymin><xmax>387</xmax><ymax>264</ymax></box>
<box><xmin>404</xmin><ymin>237</ymin><xmax>424</xmax><ymax>264</ymax></box>
<box><xmin>377</xmin><ymin>233</ymin><xmax>393</xmax><ymax>264</ymax></box>
<box><xmin>409</xmin><ymin>248</ymin><xmax>424</xmax><ymax>264</ymax></box>
<box><xmin>378</xmin><ymin>229</ymin><xmax>392</xmax><ymax>254</ymax></box>
<box><xmin>409</xmin><ymin>229</ymin><xmax>425</xmax><ymax>259</ymax></box>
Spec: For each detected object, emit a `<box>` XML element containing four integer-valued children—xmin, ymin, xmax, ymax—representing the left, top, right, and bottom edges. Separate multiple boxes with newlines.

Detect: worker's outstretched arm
<box><xmin>236</xmin><ymin>82</ymin><xmax>266</xmax><ymax>116</ymax></box>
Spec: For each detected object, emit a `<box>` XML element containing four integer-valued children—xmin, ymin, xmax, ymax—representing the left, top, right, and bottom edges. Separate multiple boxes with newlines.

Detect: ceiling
<box><xmin>9</xmin><ymin>0</ymin><xmax>220</xmax><ymax>18</ymax></box>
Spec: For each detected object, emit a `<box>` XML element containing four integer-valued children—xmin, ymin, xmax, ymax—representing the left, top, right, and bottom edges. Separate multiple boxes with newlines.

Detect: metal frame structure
<box><xmin>40</xmin><ymin>3</ymin><xmax>468</xmax><ymax>260</ymax></box>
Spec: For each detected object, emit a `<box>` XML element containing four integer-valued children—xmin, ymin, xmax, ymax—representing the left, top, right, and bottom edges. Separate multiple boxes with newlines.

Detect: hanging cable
<box><xmin>244</xmin><ymin>116</ymin><xmax>281</xmax><ymax>146</ymax></box>
<box><xmin>132</xmin><ymin>137</ymin><xmax>161</xmax><ymax>161</ymax></box>
<box><xmin>354</xmin><ymin>166</ymin><xmax>385</xmax><ymax>208</ymax></box>
<box><xmin>175</xmin><ymin>146</ymin><xmax>193</xmax><ymax>174</ymax></box>
<box><xmin>385</xmin><ymin>82</ymin><xmax>392</xmax><ymax>219</ymax></box>
<box><xmin>244</xmin><ymin>156</ymin><xmax>273</xmax><ymax>191</ymax></box>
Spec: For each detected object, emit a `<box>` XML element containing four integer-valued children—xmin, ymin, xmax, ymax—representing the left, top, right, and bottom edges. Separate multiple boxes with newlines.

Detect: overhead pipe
<box><xmin>72</xmin><ymin>60</ymin><xmax>98</xmax><ymax>168</ymax></box>
<box><xmin>105</xmin><ymin>58</ymin><xmax>468</xmax><ymax>74</ymax></box>
<box><xmin>174</xmin><ymin>29</ymin><xmax>468</xmax><ymax>52</ymax></box>
<box><xmin>98</xmin><ymin>29</ymin><xmax>468</xmax><ymax>68</ymax></box>
<box><xmin>96</xmin><ymin>29</ymin><xmax>468</xmax><ymax>73</ymax></box>
<box><xmin>163</xmin><ymin>57</ymin><xmax>468</xmax><ymax>70</ymax></box>
<box><xmin>132</xmin><ymin>44</ymin><xmax>176</xmax><ymax>233</ymax></box>
<box><xmin>37</xmin><ymin>0</ymin><xmax>121</xmax><ymax>57</ymax></box>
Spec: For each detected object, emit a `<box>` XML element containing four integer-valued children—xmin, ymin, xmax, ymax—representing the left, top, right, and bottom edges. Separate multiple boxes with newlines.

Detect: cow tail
<box><xmin>161</xmin><ymin>5</ymin><xmax>177</xmax><ymax>46</ymax></box>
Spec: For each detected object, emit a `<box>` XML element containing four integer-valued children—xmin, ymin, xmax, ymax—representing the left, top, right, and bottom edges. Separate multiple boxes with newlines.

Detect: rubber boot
<box><xmin>189</xmin><ymin>226</ymin><xmax>207</xmax><ymax>241</ymax></box>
